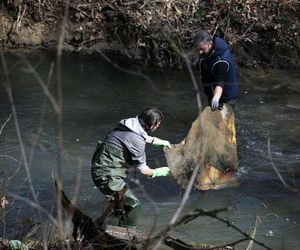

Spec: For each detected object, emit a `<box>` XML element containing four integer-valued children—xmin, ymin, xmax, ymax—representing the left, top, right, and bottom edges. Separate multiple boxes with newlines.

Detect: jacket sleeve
<box><xmin>126</xmin><ymin>137</ymin><xmax>147</xmax><ymax>169</ymax></box>
<box><xmin>212</xmin><ymin>61</ymin><xmax>229</xmax><ymax>86</ymax></box>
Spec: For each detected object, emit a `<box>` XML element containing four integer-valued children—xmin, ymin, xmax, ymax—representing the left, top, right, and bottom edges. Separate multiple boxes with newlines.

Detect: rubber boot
<box><xmin>105</xmin><ymin>209</ymin><xmax>123</xmax><ymax>226</ymax></box>
<box><xmin>119</xmin><ymin>204</ymin><xmax>141</xmax><ymax>229</ymax></box>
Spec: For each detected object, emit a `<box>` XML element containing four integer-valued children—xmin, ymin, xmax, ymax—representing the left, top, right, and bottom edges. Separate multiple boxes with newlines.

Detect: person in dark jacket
<box><xmin>91</xmin><ymin>107</ymin><xmax>171</xmax><ymax>229</ymax></box>
<box><xmin>193</xmin><ymin>30</ymin><xmax>239</xmax><ymax>110</ymax></box>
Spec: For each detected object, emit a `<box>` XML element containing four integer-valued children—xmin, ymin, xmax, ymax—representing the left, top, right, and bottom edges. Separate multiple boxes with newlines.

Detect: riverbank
<box><xmin>1</xmin><ymin>1</ymin><xmax>299</xmax><ymax>69</ymax></box>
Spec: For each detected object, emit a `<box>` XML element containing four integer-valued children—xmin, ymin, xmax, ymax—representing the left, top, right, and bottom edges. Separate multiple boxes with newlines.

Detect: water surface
<box><xmin>0</xmin><ymin>52</ymin><xmax>299</xmax><ymax>249</ymax></box>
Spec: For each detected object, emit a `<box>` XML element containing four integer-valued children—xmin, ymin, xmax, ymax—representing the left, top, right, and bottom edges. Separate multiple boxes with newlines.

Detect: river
<box><xmin>0</xmin><ymin>51</ymin><xmax>299</xmax><ymax>249</ymax></box>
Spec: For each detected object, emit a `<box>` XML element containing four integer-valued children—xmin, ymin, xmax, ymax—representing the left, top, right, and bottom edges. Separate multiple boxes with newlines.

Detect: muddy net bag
<box><xmin>164</xmin><ymin>104</ymin><xmax>239</xmax><ymax>190</ymax></box>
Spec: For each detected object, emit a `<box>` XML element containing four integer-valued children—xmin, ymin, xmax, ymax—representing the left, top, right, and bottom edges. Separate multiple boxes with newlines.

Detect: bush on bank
<box><xmin>0</xmin><ymin>0</ymin><xmax>299</xmax><ymax>68</ymax></box>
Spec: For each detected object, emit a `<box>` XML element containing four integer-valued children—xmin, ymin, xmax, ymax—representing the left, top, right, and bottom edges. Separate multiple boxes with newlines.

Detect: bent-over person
<box><xmin>91</xmin><ymin>107</ymin><xmax>171</xmax><ymax>229</ymax></box>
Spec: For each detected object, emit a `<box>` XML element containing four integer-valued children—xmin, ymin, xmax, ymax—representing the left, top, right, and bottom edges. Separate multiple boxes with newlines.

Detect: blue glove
<box><xmin>151</xmin><ymin>167</ymin><xmax>171</xmax><ymax>178</ymax></box>
<box><xmin>211</xmin><ymin>97</ymin><xmax>219</xmax><ymax>111</ymax></box>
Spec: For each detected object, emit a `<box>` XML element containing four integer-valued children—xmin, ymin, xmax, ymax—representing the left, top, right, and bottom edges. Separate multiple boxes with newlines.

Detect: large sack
<box><xmin>165</xmin><ymin>104</ymin><xmax>239</xmax><ymax>190</ymax></box>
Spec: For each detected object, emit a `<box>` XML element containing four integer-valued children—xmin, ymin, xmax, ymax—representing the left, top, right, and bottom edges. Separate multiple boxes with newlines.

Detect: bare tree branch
<box><xmin>183</xmin><ymin>52</ymin><xmax>202</xmax><ymax>114</ymax></box>
<box><xmin>55</xmin><ymin>0</ymin><xmax>70</xmax><ymax>242</ymax></box>
<box><xmin>1</xmin><ymin>51</ymin><xmax>44</xmax><ymax>226</ymax></box>
<box><xmin>151</xmin><ymin>163</ymin><xmax>201</xmax><ymax>249</ymax></box>
<box><xmin>21</xmin><ymin>58</ymin><xmax>59</xmax><ymax>113</ymax></box>
<box><xmin>195</xmin><ymin>208</ymin><xmax>272</xmax><ymax>250</ymax></box>
<box><xmin>94</xmin><ymin>47</ymin><xmax>177</xmax><ymax>96</ymax></box>
<box><xmin>151</xmin><ymin>49</ymin><xmax>204</xmax><ymax>249</ymax></box>
<box><xmin>0</xmin><ymin>114</ymin><xmax>12</xmax><ymax>136</ymax></box>
<box><xmin>151</xmin><ymin>207</ymin><xmax>272</xmax><ymax>250</ymax></box>
<box><xmin>27</xmin><ymin>62</ymin><xmax>55</xmax><ymax>167</ymax></box>
<box><xmin>246</xmin><ymin>215</ymin><xmax>259</xmax><ymax>250</ymax></box>
<box><xmin>6</xmin><ymin>192</ymin><xmax>57</xmax><ymax>226</ymax></box>
<box><xmin>267</xmin><ymin>135</ymin><xmax>298</xmax><ymax>192</ymax></box>
<box><xmin>0</xmin><ymin>155</ymin><xmax>19</xmax><ymax>163</ymax></box>
<box><xmin>127</xmin><ymin>176</ymin><xmax>161</xmax><ymax>243</ymax></box>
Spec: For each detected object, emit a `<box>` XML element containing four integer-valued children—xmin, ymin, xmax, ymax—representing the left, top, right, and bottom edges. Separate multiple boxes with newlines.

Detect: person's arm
<box><xmin>138</xmin><ymin>165</ymin><xmax>170</xmax><ymax>178</ymax></box>
<box><xmin>145</xmin><ymin>136</ymin><xmax>153</xmax><ymax>144</ymax></box>
<box><xmin>131</xmin><ymin>139</ymin><xmax>170</xmax><ymax>177</ymax></box>
<box><xmin>146</xmin><ymin>136</ymin><xmax>171</xmax><ymax>148</ymax></box>
<box><xmin>127</xmin><ymin>136</ymin><xmax>169</xmax><ymax>177</ymax></box>
<box><xmin>139</xmin><ymin>165</ymin><xmax>153</xmax><ymax>177</ymax></box>
<box><xmin>211</xmin><ymin>85</ymin><xmax>223</xmax><ymax>110</ymax></box>
<box><xmin>211</xmin><ymin>61</ymin><xmax>228</xmax><ymax>110</ymax></box>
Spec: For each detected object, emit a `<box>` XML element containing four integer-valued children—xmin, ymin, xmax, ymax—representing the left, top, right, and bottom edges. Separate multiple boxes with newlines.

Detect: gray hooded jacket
<box><xmin>105</xmin><ymin>117</ymin><xmax>149</xmax><ymax>170</ymax></box>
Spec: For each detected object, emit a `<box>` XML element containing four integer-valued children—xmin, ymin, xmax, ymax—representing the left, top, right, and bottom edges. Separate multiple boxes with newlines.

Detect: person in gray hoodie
<box><xmin>91</xmin><ymin>107</ymin><xmax>171</xmax><ymax>229</ymax></box>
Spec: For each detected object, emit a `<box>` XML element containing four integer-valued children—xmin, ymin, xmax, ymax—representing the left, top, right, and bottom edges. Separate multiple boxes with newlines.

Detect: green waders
<box><xmin>91</xmin><ymin>142</ymin><xmax>141</xmax><ymax>229</ymax></box>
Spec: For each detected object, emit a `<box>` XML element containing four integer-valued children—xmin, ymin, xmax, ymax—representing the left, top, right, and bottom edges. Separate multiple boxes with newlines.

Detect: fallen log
<box><xmin>55</xmin><ymin>181</ymin><xmax>233</xmax><ymax>249</ymax></box>
<box><xmin>54</xmin><ymin>180</ymin><xmax>139</xmax><ymax>249</ymax></box>
<box><xmin>165</xmin><ymin>104</ymin><xmax>239</xmax><ymax>190</ymax></box>
<box><xmin>164</xmin><ymin>235</ymin><xmax>233</xmax><ymax>250</ymax></box>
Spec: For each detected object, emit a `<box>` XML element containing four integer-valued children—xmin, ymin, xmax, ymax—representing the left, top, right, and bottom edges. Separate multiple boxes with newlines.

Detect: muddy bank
<box><xmin>0</xmin><ymin>1</ymin><xmax>299</xmax><ymax>69</ymax></box>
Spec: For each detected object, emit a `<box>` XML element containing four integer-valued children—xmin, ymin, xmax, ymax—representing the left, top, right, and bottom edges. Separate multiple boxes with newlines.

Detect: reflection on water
<box><xmin>0</xmin><ymin>52</ymin><xmax>299</xmax><ymax>249</ymax></box>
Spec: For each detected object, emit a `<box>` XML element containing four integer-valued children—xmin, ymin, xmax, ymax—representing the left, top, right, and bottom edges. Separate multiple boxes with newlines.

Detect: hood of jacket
<box><xmin>119</xmin><ymin>117</ymin><xmax>149</xmax><ymax>140</ymax></box>
<box><xmin>211</xmin><ymin>37</ymin><xmax>229</xmax><ymax>58</ymax></box>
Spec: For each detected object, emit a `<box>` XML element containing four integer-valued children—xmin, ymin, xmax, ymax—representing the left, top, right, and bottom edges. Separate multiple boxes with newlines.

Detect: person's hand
<box><xmin>211</xmin><ymin>97</ymin><xmax>220</xmax><ymax>111</ymax></box>
<box><xmin>151</xmin><ymin>167</ymin><xmax>171</xmax><ymax>178</ymax></box>
<box><xmin>152</xmin><ymin>137</ymin><xmax>171</xmax><ymax>148</ymax></box>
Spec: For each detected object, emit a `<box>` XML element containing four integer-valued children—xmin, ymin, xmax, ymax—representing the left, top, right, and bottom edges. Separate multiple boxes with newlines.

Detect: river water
<box><xmin>0</xmin><ymin>52</ymin><xmax>299</xmax><ymax>249</ymax></box>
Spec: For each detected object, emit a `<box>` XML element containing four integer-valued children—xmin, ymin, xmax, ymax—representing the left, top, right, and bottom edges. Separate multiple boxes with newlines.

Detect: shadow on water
<box><xmin>0</xmin><ymin>51</ymin><xmax>299</xmax><ymax>249</ymax></box>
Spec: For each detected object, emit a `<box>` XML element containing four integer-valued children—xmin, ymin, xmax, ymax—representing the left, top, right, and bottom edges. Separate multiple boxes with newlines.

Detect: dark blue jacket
<box><xmin>198</xmin><ymin>37</ymin><xmax>239</xmax><ymax>102</ymax></box>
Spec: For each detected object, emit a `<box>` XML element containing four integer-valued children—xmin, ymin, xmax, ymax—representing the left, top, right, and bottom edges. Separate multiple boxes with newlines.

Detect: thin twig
<box><xmin>150</xmin><ymin>206</ymin><xmax>272</xmax><ymax>249</ymax></box>
<box><xmin>197</xmin><ymin>208</ymin><xmax>272</xmax><ymax>250</ymax></box>
<box><xmin>267</xmin><ymin>136</ymin><xmax>298</xmax><ymax>192</ymax></box>
<box><xmin>94</xmin><ymin>47</ymin><xmax>177</xmax><ymax>96</ymax></box>
<box><xmin>0</xmin><ymin>114</ymin><xmax>12</xmax><ymax>135</ymax></box>
<box><xmin>0</xmin><ymin>155</ymin><xmax>19</xmax><ymax>163</ymax></box>
<box><xmin>21</xmin><ymin>58</ymin><xmax>59</xmax><ymax>113</ymax></box>
<box><xmin>151</xmin><ymin>49</ymin><xmax>204</xmax><ymax>249</ymax></box>
<box><xmin>27</xmin><ymin>62</ymin><xmax>54</xmax><ymax>168</ymax></box>
<box><xmin>246</xmin><ymin>215</ymin><xmax>259</xmax><ymax>250</ymax></box>
<box><xmin>150</xmin><ymin>207</ymin><xmax>229</xmax><ymax>249</ymax></box>
<box><xmin>70</xmin><ymin>159</ymin><xmax>83</xmax><ymax>205</ymax></box>
<box><xmin>54</xmin><ymin>0</ymin><xmax>70</xmax><ymax>242</ymax></box>
<box><xmin>217</xmin><ymin>237</ymin><xmax>249</xmax><ymax>249</ymax></box>
<box><xmin>16</xmin><ymin>6</ymin><xmax>26</xmax><ymax>30</ymax></box>
<box><xmin>152</xmin><ymin>163</ymin><xmax>201</xmax><ymax>250</ymax></box>
<box><xmin>183</xmin><ymin>52</ymin><xmax>202</xmax><ymax>114</ymax></box>
<box><xmin>6</xmin><ymin>192</ymin><xmax>57</xmax><ymax>226</ymax></box>
<box><xmin>128</xmin><ymin>176</ymin><xmax>160</xmax><ymax>245</ymax></box>
<box><xmin>1</xmin><ymin>51</ymin><xmax>44</xmax><ymax>224</ymax></box>
<box><xmin>165</xmin><ymin>207</ymin><xmax>271</xmax><ymax>250</ymax></box>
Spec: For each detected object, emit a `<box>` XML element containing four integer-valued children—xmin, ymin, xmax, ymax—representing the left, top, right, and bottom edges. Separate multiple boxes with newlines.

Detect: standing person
<box><xmin>193</xmin><ymin>30</ymin><xmax>239</xmax><ymax>110</ymax></box>
<box><xmin>91</xmin><ymin>107</ymin><xmax>171</xmax><ymax>229</ymax></box>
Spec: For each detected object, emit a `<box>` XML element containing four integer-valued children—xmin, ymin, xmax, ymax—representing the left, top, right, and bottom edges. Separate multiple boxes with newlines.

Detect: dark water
<box><xmin>0</xmin><ymin>52</ymin><xmax>299</xmax><ymax>249</ymax></box>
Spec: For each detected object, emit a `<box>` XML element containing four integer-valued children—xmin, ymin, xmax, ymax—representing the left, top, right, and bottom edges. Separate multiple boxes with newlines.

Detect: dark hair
<box><xmin>193</xmin><ymin>30</ymin><xmax>213</xmax><ymax>47</ymax></box>
<box><xmin>138</xmin><ymin>107</ymin><xmax>163</xmax><ymax>132</ymax></box>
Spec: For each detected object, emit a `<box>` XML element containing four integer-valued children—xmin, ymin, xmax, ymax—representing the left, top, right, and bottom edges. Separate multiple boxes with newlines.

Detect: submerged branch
<box><xmin>149</xmin><ymin>207</ymin><xmax>272</xmax><ymax>250</ymax></box>
<box><xmin>151</xmin><ymin>164</ymin><xmax>201</xmax><ymax>250</ymax></box>
<box><xmin>197</xmin><ymin>208</ymin><xmax>272</xmax><ymax>250</ymax></box>
<box><xmin>267</xmin><ymin>136</ymin><xmax>298</xmax><ymax>192</ymax></box>
<box><xmin>0</xmin><ymin>114</ymin><xmax>12</xmax><ymax>136</ymax></box>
